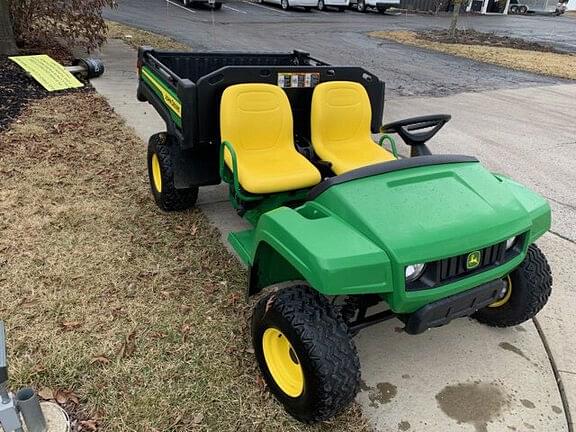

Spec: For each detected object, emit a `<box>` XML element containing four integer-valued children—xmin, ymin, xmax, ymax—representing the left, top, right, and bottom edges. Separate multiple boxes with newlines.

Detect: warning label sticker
<box><xmin>9</xmin><ymin>55</ymin><xmax>84</xmax><ymax>92</ymax></box>
<box><xmin>277</xmin><ymin>72</ymin><xmax>320</xmax><ymax>89</ymax></box>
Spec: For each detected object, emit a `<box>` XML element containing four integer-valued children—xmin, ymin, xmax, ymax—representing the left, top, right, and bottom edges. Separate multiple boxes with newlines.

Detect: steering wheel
<box><xmin>381</xmin><ymin>114</ymin><xmax>451</xmax><ymax>148</ymax></box>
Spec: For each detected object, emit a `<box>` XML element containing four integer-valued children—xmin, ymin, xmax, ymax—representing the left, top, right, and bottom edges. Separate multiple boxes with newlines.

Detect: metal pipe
<box><xmin>16</xmin><ymin>388</ymin><xmax>46</xmax><ymax>432</ymax></box>
<box><xmin>0</xmin><ymin>321</ymin><xmax>9</xmax><ymax>405</ymax></box>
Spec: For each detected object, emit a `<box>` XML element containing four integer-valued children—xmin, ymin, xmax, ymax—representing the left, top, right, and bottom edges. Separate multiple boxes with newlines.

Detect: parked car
<box><xmin>182</xmin><ymin>0</ymin><xmax>223</xmax><ymax>9</ymax></box>
<box><xmin>317</xmin><ymin>0</ymin><xmax>350</xmax><ymax>11</ymax></box>
<box><xmin>350</xmin><ymin>0</ymin><xmax>399</xmax><ymax>12</ymax></box>
<box><xmin>258</xmin><ymin>0</ymin><xmax>318</xmax><ymax>9</ymax></box>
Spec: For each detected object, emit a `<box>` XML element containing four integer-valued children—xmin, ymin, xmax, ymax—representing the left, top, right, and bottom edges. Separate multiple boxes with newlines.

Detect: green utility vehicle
<box><xmin>137</xmin><ymin>47</ymin><xmax>553</xmax><ymax>422</ymax></box>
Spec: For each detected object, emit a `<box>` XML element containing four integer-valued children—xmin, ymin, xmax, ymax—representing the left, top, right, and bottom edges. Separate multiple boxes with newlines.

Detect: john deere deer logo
<box><xmin>466</xmin><ymin>251</ymin><xmax>481</xmax><ymax>270</ymax></box>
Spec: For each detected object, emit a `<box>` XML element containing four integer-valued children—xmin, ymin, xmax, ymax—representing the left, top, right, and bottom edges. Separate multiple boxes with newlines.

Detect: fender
<box><xmin>247</xmin><ymin>203</ymin><xmax>394</xmax><ymax>296</ymax></box>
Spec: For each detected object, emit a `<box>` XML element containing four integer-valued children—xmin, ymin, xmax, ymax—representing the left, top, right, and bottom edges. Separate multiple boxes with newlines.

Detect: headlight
<box><xmin>405</xmin><ymin>263</ymin><xmax>426</xmax><ymax>283</ymax></box>
<box><xmin>505</xmin><ymin>236</ymin><xmax>516</xmax><ymax>250</ymax></box>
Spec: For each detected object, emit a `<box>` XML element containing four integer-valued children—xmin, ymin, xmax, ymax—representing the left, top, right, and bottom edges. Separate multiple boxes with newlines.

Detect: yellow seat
<box><xmin>220</xmin><ymin>84</ymin><xmax>321</xmax><ymax>194</ymax></box>
<box><xmin>311</xmin><ymin>81</ymin><xmax>395</xmax><ymax>175</ymax></box>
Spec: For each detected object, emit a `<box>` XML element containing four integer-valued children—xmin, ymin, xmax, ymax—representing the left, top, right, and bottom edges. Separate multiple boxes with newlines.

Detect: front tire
<box><xmin>281</xmin><ymin>0</ymin><xmax>290</xmax><ymax>9</ymax></box>
<box><xmin>472</xmin><ymin>244</ymin><xmax>552</xmax><ymax>327</ymax></box>
<box><xmin>356</xmin><ymin>0</ymin><xmax>366</xmax><ymax>12</ymax></box>
<box><xmin>317</xmin><ymin>0</ymin><xmax>325</xmax><ymax>10</ymax></box>
<box><xmin>251</xmin><ymin>285</ymin><xmax>360</xmax><ymax>423</ymax></box>
<box><xmin>147</xmin><ymin>133</ymin><xmax>198</xmax><ymax>212</ymax></box>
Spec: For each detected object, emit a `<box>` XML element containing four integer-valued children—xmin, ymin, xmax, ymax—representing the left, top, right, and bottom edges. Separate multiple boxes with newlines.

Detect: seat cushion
<box><xmin>236</xmin><ymin>150</ymin><xmax>321</xmax><ymax>194</ymax></box>
<box><xmin>221</xmin><ymin>84</ymin><xmax>321</xmax><ymax>194</ymax></box>
<box><xmin>328</xmin><ymin>139</ymin><xmax>395</xmax><ymax>175</ymax></box>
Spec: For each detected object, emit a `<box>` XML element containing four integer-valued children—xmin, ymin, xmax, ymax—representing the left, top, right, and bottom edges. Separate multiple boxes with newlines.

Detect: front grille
<box><xmin>437</xmin><ymin>241</ymin><xmax>505</xmax><ymax>282</ymax></box>
<box><xmin>406</xmin><ymin>233</ymin><xmax>525</xmax><ymax>291</ymax></box>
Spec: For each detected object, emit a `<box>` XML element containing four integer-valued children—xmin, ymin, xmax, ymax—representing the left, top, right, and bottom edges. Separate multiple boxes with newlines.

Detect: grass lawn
<box><xmin>371</xmin><ymin>30</ymin><xmax>576</xmax><ymax>80</ymax></box>
<box><xmin>0</xmin><ymin>90</ymin><xmax>369</xmax><ymax>431</ymax></box>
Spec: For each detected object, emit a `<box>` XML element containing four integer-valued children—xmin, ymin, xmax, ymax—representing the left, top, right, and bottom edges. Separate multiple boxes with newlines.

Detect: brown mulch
<box><xmin>0</xmin><ymin>56</ymin><xmax>49</xmax><ymax>131</ymax></box>
<box><xmin>419</xmin><ymin>29</ymin><xmax>565</xmax><ymax>54</ymax></box>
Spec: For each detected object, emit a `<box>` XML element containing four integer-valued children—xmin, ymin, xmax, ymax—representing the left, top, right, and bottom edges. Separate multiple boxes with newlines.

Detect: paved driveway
<box><xmin>104</xmin><ymin>0</ymin><xmax>572</xmax><ymax>97</ymax></box>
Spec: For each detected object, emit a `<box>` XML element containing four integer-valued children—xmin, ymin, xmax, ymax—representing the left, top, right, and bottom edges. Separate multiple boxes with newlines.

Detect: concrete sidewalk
<box><xmin>91</xmin><ymin>39</ymin><xmax>574</xmax><ymax>432</ymax></box>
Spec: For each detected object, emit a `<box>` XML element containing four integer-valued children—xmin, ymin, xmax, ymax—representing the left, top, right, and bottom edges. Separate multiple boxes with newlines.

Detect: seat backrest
<box><xmin>311</xmin><ymin>81</ymin><xmax>372</xmax><ymax>155</ymax></box>
<box><xmin>220</xmin><ymin>83</ymin><xmax>293</xmax><ymax>155</ymax></box>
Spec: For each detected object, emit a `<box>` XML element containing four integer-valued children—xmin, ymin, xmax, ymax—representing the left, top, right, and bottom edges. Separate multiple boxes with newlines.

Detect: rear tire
<box><xmin>356</xmin><ymin>0</ymin><xmax>366</xmax><ymax>12</ymax></box>
<box><xmin>147</xmin><ymin>133</ymin><xmax>198</xmax><ymax>212</ymax></box>
<box><xmin>472</xmin><ymin>244</ymin><xmax>552</xmax><ymax>327</ymax></box>
<box><xmin>317</xmin><ymin>0</ymin><xmax>325</xmax><ymax>10</ymax></box>
<box><xmin>519</xmin><ymin>5</ymin><xmax>527</xmax><ymax>13</ymax></box>
<box><xmin>281</xmin><ymin>0</ymin><xmax>290</xmax><ymax>9</ymax></box>
<box><xmin>251</xmin><ymin>285</ymin><xmax>361</xmax><ymax>423</ymax></box>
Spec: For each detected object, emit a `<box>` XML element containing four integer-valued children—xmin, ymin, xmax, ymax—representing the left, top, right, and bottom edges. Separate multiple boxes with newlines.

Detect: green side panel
<box><xmin>252</xmin><ymin>202</ymin><xmax>394</xmax><ymax>296</ymax></box>
<box><xmin>140</xmin><ymin>66</ymin><xmax>183</xmax><ymax>128</ymax></box>
<box><xmin>229</xmin><ymin>229</ymin><xmax>255</xmax><ymax>265</ymax></box>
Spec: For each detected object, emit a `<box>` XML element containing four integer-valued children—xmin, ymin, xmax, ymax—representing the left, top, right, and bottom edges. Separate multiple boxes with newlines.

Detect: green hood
<box><xmin>314</xmin><ymin>161</ymin><xmax>549</xmax><ymax>265</ymax></box>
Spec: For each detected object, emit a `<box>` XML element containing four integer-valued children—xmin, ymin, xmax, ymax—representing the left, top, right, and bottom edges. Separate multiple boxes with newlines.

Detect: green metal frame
<box><xmin>219</xmin><ymin>141</ymin><xmax>263</xmax><ymax>203</ymax></box>
<box><xmin>379</xmin><ymin>134</ymin><xmax>398</xmax><ymax>158</ymax></box>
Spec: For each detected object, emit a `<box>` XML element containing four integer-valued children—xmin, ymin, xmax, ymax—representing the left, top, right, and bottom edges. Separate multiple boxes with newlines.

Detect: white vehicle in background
<box><xmin>317</xmin><ymin>0</ymin><xmax>350</xmax><ymax>11</ymax></box>
<box><xmin>349</xmin><ymin>0</ymin><xmax>399</xmax><ymax>12</ymax></box>
<box><xmin>259</xmin><ymin>0</ymin><xmax>319</xmax><ymax>10</ymax></box>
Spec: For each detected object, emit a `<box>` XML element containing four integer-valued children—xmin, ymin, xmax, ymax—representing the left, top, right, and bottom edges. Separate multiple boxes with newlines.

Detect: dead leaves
<box><xmin>38</xmin><ymin>387</ymin><xmax>80</xmax><ymax>405</ymax></box>
<box><xmin>60</xmin><ymin>320</ymin><xmax>83</xmax><ymax>331</ymax></box>
<box><xmin>38</xmin><ymin>387</ymin><xmax>55</xmax><ymax>400</ymax></box>
<box><xmin>91</xmin><ymin>355</ymin><xmax>111</xmax><ymax>366</ymax></box>
<box><xmin>117</xmin><ymin>330</ymin><xmax>137</xmax><ymax>359</ymax></box>
<box><xmin>79</xmin><ymin>419</ymin><xmax>98</xmax><ymax>431</ymax></box>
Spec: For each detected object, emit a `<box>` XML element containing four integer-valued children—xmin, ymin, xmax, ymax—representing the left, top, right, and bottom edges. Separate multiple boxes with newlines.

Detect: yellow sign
<box><xmin>9</xmin><ymin>55</ymin><xmax>84</xmax><ymax>92</ymax></box>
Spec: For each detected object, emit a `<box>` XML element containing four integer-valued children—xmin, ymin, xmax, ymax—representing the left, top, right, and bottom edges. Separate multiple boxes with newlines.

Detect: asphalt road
<box><xmin>103</xmin><ymin>0</ymin><xmax>573</xmax><ymax>97</ymax></box>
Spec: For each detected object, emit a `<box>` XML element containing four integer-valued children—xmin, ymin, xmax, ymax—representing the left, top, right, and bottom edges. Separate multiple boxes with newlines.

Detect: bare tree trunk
<box><xmin>448</xmin><ymin>0</ymin><xmax>462</xmax><ymax>39</ymax></box>
<box><xmin>0</xmin><ymin>0</ymin><xmax>16</xmax><ymax>55</ymax></box>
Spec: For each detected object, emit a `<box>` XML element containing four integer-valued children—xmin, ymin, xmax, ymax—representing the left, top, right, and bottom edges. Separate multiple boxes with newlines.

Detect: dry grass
<box><xmin>106</xmin><ymin>21</ymin><xmax>191</xmax><ymax>51</ymax></box>
<box><xmin>370</xmin><ymin>30</ymin><xmax>576</xmax><ymax>80</ymax></box>
<box><xmin>0</xmin><ymin>92</ymin><xmax>370</xmax><ymax>432</ymax></box>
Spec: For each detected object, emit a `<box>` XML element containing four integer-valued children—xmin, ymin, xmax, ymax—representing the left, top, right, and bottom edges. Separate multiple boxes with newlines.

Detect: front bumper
<box><xmin>402</xmin><ymin>278</ymin><xmax>505</xmax><ymax>335</ymax></box>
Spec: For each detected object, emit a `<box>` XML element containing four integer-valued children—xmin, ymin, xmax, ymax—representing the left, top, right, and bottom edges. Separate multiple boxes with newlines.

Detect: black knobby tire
<box><xmin>147</xmin><ymin>133</ymin><xmax>198</xmax><ymax>212</ymax></box>
<box><xmin>251</xmin><ymin>285</ymin><xmax>361</xmax><ymax>423</ymax></box>
<box><xmin>473</xmin><ymin>244</ymin><xmax>552</xmax><ymax>327</ymax></box>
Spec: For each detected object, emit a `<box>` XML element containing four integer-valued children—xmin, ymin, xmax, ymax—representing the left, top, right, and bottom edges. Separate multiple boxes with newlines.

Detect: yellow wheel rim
<box><xmin>489</xmin><ymin>275</ymin><xmax>513</xmax><ymax>308</ymax></box>
<box><xmin>262</xmin><ymin>328</ymin><xmax>304</xmax><ymax>398</ymax></box>
<box><xmin>151</xmin><ymin>153</ymin><xmax>162</xmax><ymax>193</ymax></box>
